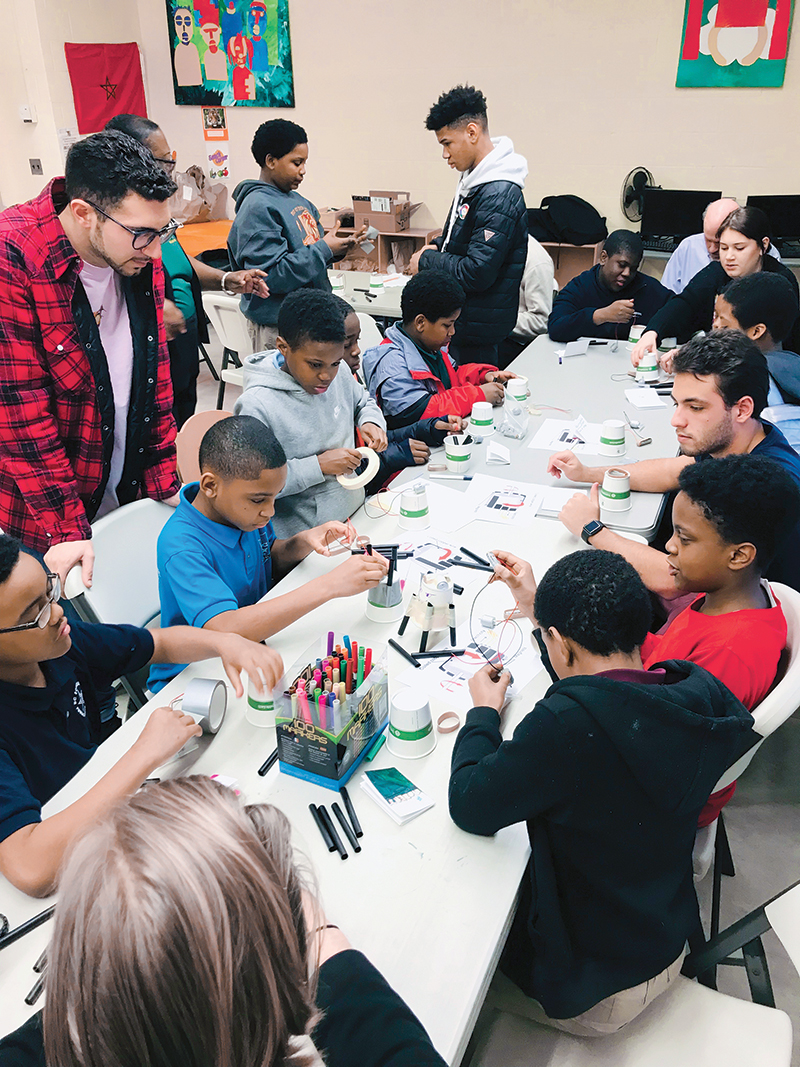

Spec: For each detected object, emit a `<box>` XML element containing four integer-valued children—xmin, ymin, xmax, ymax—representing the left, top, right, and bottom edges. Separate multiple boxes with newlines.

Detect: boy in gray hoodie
<box><xmin>228</xmin><ymin>119</ymin><xmax>367</xmax><ymax>350</ymax></box>
<box><xmin>234</xmin><ymin>290</ymin><xmax>388</xmax><ymax>538</ymax></box>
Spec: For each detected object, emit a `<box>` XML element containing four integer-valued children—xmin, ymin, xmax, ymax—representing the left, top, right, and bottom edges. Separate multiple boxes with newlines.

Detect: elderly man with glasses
<box><xmin>0</xmin><ymin>130</ymin><xmax>186</xmax><ymax>590</ymax></box>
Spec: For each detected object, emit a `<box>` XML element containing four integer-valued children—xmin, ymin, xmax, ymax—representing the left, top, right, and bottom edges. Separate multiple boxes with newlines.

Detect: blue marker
<box><xmin>343</xmin><ymin>634</ymin><xmax>352</xmax><ymax>656</ymax></box>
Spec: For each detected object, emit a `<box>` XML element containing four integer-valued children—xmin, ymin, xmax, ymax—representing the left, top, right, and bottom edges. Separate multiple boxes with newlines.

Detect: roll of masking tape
<box><xmin>337</xmin><ymin>446</ymin><xmax>380</xmax><ymax>490</ymax></box>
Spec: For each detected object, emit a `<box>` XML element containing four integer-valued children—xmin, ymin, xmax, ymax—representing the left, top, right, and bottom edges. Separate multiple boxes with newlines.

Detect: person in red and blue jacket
<box><xmin>362</xmin><ymin>271</ymin><xmax>519</xmax><ymax>430</ymax></box>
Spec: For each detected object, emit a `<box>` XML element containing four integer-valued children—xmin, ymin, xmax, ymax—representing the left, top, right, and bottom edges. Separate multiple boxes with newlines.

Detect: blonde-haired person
<box><xmin>0</xmin><ymin>777</ymin><xmax>446</xmax><ymax>1067</ymax></box>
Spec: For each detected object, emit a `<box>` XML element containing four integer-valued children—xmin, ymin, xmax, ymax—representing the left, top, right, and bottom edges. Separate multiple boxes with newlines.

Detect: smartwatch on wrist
<box><xmin>581</xmin><ymin>519</ymin><xmax>606</xmax><ymax>545</ymax></box>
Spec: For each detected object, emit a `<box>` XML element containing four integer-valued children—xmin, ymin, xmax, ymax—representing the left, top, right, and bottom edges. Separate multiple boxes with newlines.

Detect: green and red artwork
<box><xmin>677</xmin><ymin>0</ymin><xmax>794</xmax><ymax>86</ymax></box>
<box><xmin>168</xmin><ymin>0</ymin><xmax>294</xmax><ymax>108</ymax></box>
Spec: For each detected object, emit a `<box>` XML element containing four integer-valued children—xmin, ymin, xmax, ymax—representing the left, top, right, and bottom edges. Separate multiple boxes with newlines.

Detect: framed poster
<box><xmin>677</xmin><ymin>0</ymin><xmax>794</xmax><ymax>86</ymax></box>
<box><xmin>168</xmin><ymin>0</ymin><xmax>294</xmax><ymax>107</ymax></box>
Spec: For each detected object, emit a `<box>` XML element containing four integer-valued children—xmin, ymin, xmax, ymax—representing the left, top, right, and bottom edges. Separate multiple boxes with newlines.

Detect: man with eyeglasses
<box><xmin>0</xmin><ymin>130</ymin><xmax>183</xmax><ymax>590</ymax></box>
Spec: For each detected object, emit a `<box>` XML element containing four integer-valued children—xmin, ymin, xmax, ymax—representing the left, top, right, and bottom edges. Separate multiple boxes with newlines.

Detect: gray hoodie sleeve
<box><xmin>229</xmin><ymin>202</ymin><xmax>334</xmax><ymax>295</ymax></box>
<box><xmin>352</xmin><ymin>375</ymin><xmax>386</xmax><ymax>430</ymax></box>
<box><xmin>233</xmin><ymin>388</ymin><xmax>326</xmax><ymax>495</ymax></box>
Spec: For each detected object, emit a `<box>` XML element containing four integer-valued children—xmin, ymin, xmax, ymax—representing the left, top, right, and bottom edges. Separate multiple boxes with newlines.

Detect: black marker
<box><xmin>25</xmin><ymin>973</ymin><xmax>45</xmax><ymax>1006</ymax></box>
<box><xmin>332</xmin><ymin>802</ymin><xmax>361</xmax><ymax>853</ymax></box>
<box><xmin>339</xmin><ymin>785</ymin><xmax>363</xmax><ymax>838</ymax></box>
<box><xmin>414</xmin><ymin>648</ymin><xmax>466</xmax><ymax>659</ymax></box>
<box><xmin>258</xmin><ymin>747</ymin><xmax>279</xmax><ymax>777</ymax></box>
<box><xmin>318</xmin><ymin>805</ymin><xmax>348</xmax><ymax>860</ymax></box>
<box><xmin>388</xmin><ymin>638</ymin><xmax>421</xmax><ymax>669</ymax></box>
<box><xmin>0</xmin><ymin>907</ymin><xmax>55</xmax><ymax>952</ymax></box>
<box><xmin>309</xmin><ymin>804</ymin><xmax>336</xmax><ymax>852</ymax></box>
<box><xmin>459</xmin><ymin>546</ymin><xmax>491</xmax><ymax>567</ymax></box>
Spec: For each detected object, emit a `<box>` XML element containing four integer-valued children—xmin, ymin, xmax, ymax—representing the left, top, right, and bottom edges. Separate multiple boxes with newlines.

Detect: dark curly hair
<box><xmin>65</xmin><ymin>131</ymin><xmax>176</xmax><ymax>210</ymax></box>
<box><xmin>199</xmin><ymin>415</ymin><xmax>286</xmax><ymax>481</ymax></box>
<box><xmin>672</xmin><ymin>330</ymin><xmax>769</xmax><ymax>418</ymax></box>
<box><xmin>425</xmin><ymin>85</ymin><xmax>487</xmax><ymax>131</ymax></box>
<box><xmin>678</xmin><ymin>454</ymin><xmax>800</xmax><ymax>570</ymax></box>
<box><xmin>603</xmin><ymin>229</ymin><xmax>643</xmax><ymax>263</ymax></box>
<box><xmin>277</xmin><ymin>289</ymin><xmax>346</xmax><ymax>349</ymax></box>
<box><xmin>401</xmin><ymin>270</ymin><xmax>465</xmax><ymax>324</ymax></box>
<box><xmin>534</xmin><ymin>550</ymin><xmax>652</xmax><ymax>656</ymax></box>
<box><xmin>720</xmin><ymin>274</ymin><xmax>799</xmax><ymax>345</ymax></box>
<box><xmin>0</xmin><ymin>535</ymin><xmax>22</xmax><ymax>586</ymax></box>
<box><xmin>251</xmin><ymin>120</ymin><xmax>307</xmax><ymax>166</ymax></box>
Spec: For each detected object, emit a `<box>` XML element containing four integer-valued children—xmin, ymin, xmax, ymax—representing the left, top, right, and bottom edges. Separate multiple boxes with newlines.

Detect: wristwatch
<box><xmin>581</xmin><ymin>519</ymin><xmax>606</xmax><ymax>545</ymax></box>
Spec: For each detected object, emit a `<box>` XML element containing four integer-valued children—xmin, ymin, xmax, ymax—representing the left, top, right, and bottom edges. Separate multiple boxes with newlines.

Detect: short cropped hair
<box><xmin>0</xmin><ymin>535</ymin><xmax>22</xmax><ymax>586</ymax></box>
<box><xmin>603</xmin><ymin>229</ymin><xmax>643</xmax><ymax>262</ymax></box>
<box><xmin>672</xmin><ymin>330</ymin><xmax>769</xmax><ymax>418</ymax></box>
<box><xmin>199</xmin><ymin>415</ymin><xmax>286</xmax><ymax>481</ymax></box>
<box><xmin>721</xmin><ymin>274</ymin><xmax>799</xmax><ymax>345</ymax></box>
<box><xmin>64</xmin><ymin>131</ymin><xmax>176</xmax><ymax>210</ymax></box>
<box><xmin>534</xmin><ymin>550</ymin><xmax>652</xmax><ymax>656</ymax></box>
<box><xmin>425</xmin><ymin>85</ymin><xmax>487</xmax><ymax>131</ymax></box>
<box><xmin>277</xmin><ymin>290</ymin><xmax>346</xmax><ymax>348</ymax></box>
<box><xmin>251</xmin><ymin>120</ymin><xmax>307</xmax><ymax>166</ymax></box>
<box><xmin>678</xmin><ymin>454</ymin><xmax>800</xmax><ymax>571</ymax></box>
<box><xmin>332</xmin><ymin>294</ymin><xmax>357</xmax><ymax>324</ymax></box>
<box><xmin>104</xmin><ymin>114</ymin><xmax>160</xmax><ymax>145</ymax></box>
<box><xmin>401</xmin><ymin>270</ymin><xmax>466</xmax><ymax>324</ymax></box>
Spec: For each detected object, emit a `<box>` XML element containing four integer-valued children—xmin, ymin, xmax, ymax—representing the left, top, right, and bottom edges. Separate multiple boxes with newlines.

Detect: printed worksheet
<box><xmin>462</xmin><ymin>474</ymin><xmax>542</xmax><ymax>527</ymax></box>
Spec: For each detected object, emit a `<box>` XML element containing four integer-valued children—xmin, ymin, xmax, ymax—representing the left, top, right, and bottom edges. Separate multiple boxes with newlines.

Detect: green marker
<box><xmin>365</xmin><ymin>733</ymin><xmax>386</xmax><ymax>761</ymax></box>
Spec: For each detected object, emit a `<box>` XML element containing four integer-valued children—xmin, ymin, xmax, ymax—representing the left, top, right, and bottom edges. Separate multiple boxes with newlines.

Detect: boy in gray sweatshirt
<box><xmin>234</xmin><ymin>290</ymin><xmax>388</xmax><ymax>538</ymax></box>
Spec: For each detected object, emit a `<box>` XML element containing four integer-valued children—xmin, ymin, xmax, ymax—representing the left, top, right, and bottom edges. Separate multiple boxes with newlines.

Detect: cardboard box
<box><xmin>275</xmin><ymin>640</ymin><xmax>389</xmax><ymax>789</ymax></box>
<box><xmin>353</xmin><ymin>190</ymin><xmax>412</xmax><ymax>233</ymax></box>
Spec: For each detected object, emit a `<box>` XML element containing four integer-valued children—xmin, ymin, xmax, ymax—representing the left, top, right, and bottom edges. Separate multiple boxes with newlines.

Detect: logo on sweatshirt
<box><xmin>295</xmin><ymin>208</ymin><xmax>322</xmax><ymax>246</ymax></box>
<box><xmin>72</xmin><ymin>681</ymin><xmax>87</xmax><ymax>718</ymax></box>
<box><xmin>458</xmin><ymin>203</ymin><xmax>469</xmax><ymax>219</ymax></box>
<box><xmin>483</xmin><ymin>229</ymin><xmax>496</xmax><ymax>241</ymax></box>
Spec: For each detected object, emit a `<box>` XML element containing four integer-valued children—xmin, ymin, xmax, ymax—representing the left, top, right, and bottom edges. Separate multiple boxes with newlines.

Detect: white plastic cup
<box><xmin>399</xmin><ymin>484</ymin><xmax>430</xmax><ymax>530</ymax></box>
<box><xmin>470</xmin><ymin>400</ymin><xmax>494</xmax><ymax>435</ymax></box>
<box><xmin>598</xmin><ymin>419</ymin><xmax>626</xmax><ymax>458</ymax></box>
<box><xmin>444</xmin><ymin>433</ymin><xmax>473</xmax><ymax>473</ymax></box>
<box><xmin>628</xmin><ymin>323</ymin><xmax>645</xmax><ymax>344</ymax></box>
<box><xmin>505</xmin><ymin>376</ymin><xmax>529</xmax><ymax>402</ymax></box>
<box><xmin>365</xmin><ymin>578</ymin><xmax>405</xmax><ymax>624</ymax></box>
<box><xmin>636</xmin><ymin>350</ymin><xmax>659</xmax><ymax>383</ymax></box>
<box><xmin>330</xmin><ymin>273</ymin><xmax>345</xmax><ymax>297</ymax></box>
<box><xmin>599</xmin><ymin>468</ymin><xmax>632</xmax><ymax>513</ymax></box>
<box><xmin>182</xmin><ymin>678</ymin><xmax>227</xmax><ymax>734</ymax></box>
<box><xmin>386</xmin><ymin>688</ymin><xmax>436</xmax><ymax>759</ymax></box>
<box><xmin>246</xmin><ymin>677</ymin><xmax>275</xmax><ymax>728</ymax></box>
<box><xmin>369</xmin><ymin>275</ymin><xmax>384</xmax><ymax>295</ymax></box>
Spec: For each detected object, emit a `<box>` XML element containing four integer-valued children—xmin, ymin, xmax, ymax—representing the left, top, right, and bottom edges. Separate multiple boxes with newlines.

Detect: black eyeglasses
<box><xmin>0</xmin><ymin>574</ymin><xmax>62</xmax><ymax>634</ymax></box>
<box><xmin>153</xmin><ymin>157</ymin><xmax>177</xmax><ymax>176</ymax></box>
<box><xmin>84</xmin><ymin>200</ymin><xmax>180</xmax><ymax>250</ymax></box>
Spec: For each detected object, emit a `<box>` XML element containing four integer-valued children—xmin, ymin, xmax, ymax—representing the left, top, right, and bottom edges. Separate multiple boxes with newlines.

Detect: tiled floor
<box><xmin>196</xmin><ymin>332</ymin><xmax>800</xmax><ymax>1064</ymax></box>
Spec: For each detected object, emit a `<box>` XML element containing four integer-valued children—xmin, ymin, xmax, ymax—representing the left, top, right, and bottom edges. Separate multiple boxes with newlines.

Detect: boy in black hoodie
<box><xmin>449</xmin><ymin>550</ymin><xmax>755</xmax><ymax>1035</ymax></box>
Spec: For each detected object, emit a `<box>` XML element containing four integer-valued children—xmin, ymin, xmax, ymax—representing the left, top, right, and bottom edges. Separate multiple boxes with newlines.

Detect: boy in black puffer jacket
<box><xmin>410</xmin><ymin>85</ymin><xmax>528</xmax><ymax>368</ymax></box>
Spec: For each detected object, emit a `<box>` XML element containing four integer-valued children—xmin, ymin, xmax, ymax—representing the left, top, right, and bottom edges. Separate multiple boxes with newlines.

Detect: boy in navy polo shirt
<box><xmin>149</xmin><ymin>416</ymin><xmax>388</xmax><ymax>691</ymax></box>
<box><xmin>0</xmin><ymin>537</ymin><xmax>284</xmax><ymax>897</ymax></box>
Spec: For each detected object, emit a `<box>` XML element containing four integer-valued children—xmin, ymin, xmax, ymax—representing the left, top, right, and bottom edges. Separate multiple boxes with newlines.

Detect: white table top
<box><xmin>0</xmin><ymin>333</ymin><xmax>682</xmax><ymax>1062</ymax></box>
<box><xmin>328</xmin><ymin>269</ymin><xmax>406</xmax><ymax>318</ymax></box>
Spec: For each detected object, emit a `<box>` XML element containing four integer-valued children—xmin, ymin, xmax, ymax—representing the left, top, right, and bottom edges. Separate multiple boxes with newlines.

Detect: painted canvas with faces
<box><xmin>677</xmin><ymin>0</ymin><xmax>794</xmax><ymax>86</ymax></box>
<box><xmin>167</xmin><ymin>0</ymin><xmax>294</xmax><ymax>107</ymax></box>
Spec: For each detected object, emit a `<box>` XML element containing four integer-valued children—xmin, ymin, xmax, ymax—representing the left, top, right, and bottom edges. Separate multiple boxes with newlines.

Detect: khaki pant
<box><xmin>488</xmin><ymin>948</ymin><xmax>687</xmax><ymax>1037</ymax></box>
<box><xmin>246</xmin><ymin>320</ymin><xmax>279</xmax><ymax>353</ymax></box>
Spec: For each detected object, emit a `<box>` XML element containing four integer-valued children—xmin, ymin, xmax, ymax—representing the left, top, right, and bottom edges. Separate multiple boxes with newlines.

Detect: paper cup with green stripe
<box><xmin>386</xmin><ymin>689</ymin><xmax>436</xmax><ymax>759</ymax></box>
<box><xmin>469</xmin><ymin>400</ymin><xmax>494</xmax><ymax>436</ymax></box>
<box><xmin>598</xmin><ymin>418</ymin><xmax>626</xmax><ymax>458</ymax></box>
<box><xmin>599</xmin><ymin>468</ymin><xmax>632</xmax><ymax>513</ymax></box>
<box><xmin>445</xmin><ymin>433</ymin><xmax>473</xmax><ymax>472</ymax></box>
<box><xmin>399</xmin><ymin>484</ymin><xmax>430</xmax><ymax>531</ymax></box>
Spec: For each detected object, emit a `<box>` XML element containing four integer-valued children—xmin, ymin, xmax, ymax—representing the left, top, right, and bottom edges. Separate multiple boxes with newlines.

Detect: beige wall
<box><xmin>2</xmin><ymin>0</ymin><xmax>799</xmax><ymax>232</ymax></box>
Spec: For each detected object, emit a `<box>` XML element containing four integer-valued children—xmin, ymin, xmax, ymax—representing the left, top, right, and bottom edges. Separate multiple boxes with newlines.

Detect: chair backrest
<box><xmin>176</xmin><ymin>410</ymin><xmax>232</xmax><ymax>484</ymax></box>
<box><xmin>201</xmin><ymin>291</ymin><xmax>254</xmax><ymax>358</ymax></box>
<box><xmin>63</xmin><ymin>500</ymin><xmax>174</xmax><ymax>628</ymax></box>
<box><xmin>714</xmin><ymin>581</ymin><xmax>800</xmax><ymax>790</ymax></box>
<box><xmin>765</xmin><ymin>881</ymin><xmax>800</xmax><ymax>979</ymax></box>
<box><xmin>356</xmin><ymin>312</ymin><xmax>383</xmax><ymax>351</ymax></box>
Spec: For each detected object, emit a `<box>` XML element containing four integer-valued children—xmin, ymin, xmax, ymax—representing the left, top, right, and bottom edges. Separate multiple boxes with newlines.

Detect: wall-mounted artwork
<box><xmin>677</xmin><ymin>0</ymin><xmax>794</xmax><ymax>86</ymax></box>
<box><xmin>167</xmin><ymin>0</ymin><xmax>294</xmax><ymax>108</ymax></box>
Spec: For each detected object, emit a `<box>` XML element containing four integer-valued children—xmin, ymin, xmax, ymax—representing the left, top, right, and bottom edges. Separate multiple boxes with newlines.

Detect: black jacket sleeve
<box><xmin>646</xmin><ymin>262</ymin><xmax>725</xmax><ymax>344</ymax></box>
<box><xmin>314</xmin><ymin>950</ymin><xmax>446</xmax><ymax>1067</ymax></box>
<box><xmin>0</xmin><ymin>1014</ymin><xmax>45</xmax><ymax>1067</ymax></box>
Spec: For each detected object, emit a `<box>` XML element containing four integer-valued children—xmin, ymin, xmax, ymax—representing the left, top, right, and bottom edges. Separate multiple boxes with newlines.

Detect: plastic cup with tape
<box><xmin>399</xmin><ymin>483</ymin><xmax>430</xmax><ymax>531</ymax></box>
<box><xmin>182</xmin><ymin>678</ymin><xmax>227</xmax><ymax>734</ymax></box>
<box><xmin>628</xmin><ymin>323</ymin><xmax>645</xmax><ymax>345</ymax></box>
<box><xmin>636</xmin><ymin>350</ymin><xmax>659</xmax><ymax>383</ymax></box>
<box><xmin>505</xmin><ymin>376</ymin><xmax>529</xmax><ymax>402</ymax></box>
<box><xmin>444</xmin><ymin>433</ymin><xmax>473</xmax><ymax>473</ymax></box>
<box><xmin>658</xmin><ymin>336</ymin><xmax>678</xmax><ymax>354</ymax></box>
<box><xmin>469</xmin><ymin>400</ymin><xmax>495</xmax><ymax>436</ymax></box>
<box><xmin>387</xmin><ymin>688</ymin><xmax>436</xmax><ymax>759</ymax></box>
<box><xmin>598</xmin><ymin>419</ymin><xmax>626</xmax><ymax>458</ymax></box>
<box><xmin>365</xmin><ymin>578</ymin><xmax>405</xmax><ymax>623</ymax></box>
<box><xmin>599</xmin><ymin>468</ymin><xmax>632</xmax><ymax>513</ymax></box>
<box><xmin>246</xmin><ymin>676</ymin><xmax>275</xmax><ymax>728</ymax></box>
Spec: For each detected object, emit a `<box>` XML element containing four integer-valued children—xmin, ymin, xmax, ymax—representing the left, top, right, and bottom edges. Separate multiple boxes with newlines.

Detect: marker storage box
<box><xmin>275</xmin><ymin>640</ymin><xmax>389</xmax><ymax>790</ymax></box>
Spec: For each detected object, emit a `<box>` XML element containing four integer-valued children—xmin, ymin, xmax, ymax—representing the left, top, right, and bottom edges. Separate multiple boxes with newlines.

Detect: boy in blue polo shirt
<box><xmin>0</xmin><ymin>536</ymin><xmax>284</xmax><ymax>897</ymax></box>
<box><xmin>149</xmin><ymin>415</ymin><xmax>388</xmax><ymax>691</ymax></box>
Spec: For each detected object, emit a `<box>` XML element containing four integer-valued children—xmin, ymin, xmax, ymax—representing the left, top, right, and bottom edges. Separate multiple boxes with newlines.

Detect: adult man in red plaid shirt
<box><xmin>0</xmin><ymin>130</ymin><xmax>182</xmax><ymax>588</ymax></box>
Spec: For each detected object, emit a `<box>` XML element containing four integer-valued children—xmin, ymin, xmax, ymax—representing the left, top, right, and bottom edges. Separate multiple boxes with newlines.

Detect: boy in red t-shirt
<box><xmin>641</xmin><ymin>454</ymin><xmax>800</xmax><ymax>822</ymax></box>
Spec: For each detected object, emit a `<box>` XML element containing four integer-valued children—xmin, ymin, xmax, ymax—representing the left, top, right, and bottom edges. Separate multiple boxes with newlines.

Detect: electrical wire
<box><xmin>466</xmin><ymin>576</ymin><xmax>520</xmax><ymax>671</ymax></box>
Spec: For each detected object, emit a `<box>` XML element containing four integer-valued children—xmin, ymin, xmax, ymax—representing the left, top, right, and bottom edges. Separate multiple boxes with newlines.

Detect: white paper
<box><xmin>396</xmin><ymin>614</ymin><xmax>543</xmax><ymax>713</ymax></box>
<box><xmin>528</xmin><ymin>417</ymin><xmax>602</xmax><ymax>454</ymax></box>
<box><xmin>486</xmin><ymin>441</ymin><xmax>511</xmax><ymax>464</ymax></box>
<box><xmin>625</xmin><ymin>387</ymin><xmax>667</xmax><ymax>409</ymax></box>
<box><xmin>536</xmin><ymin>485</ymin><xmax>588</xmax><ymax>516</ymax></box>
<box><xmin>564</xmin><ymin>339</ymin><xmax>589</xmax><ymax>357</ymax></box>
<box><xmin>463</xmin><ymin>474</ymin><xmax>542</xmax><ymax>527</ymax></box>
<box><xmin>392</xmin><ymin>530</ymin><xmax>491</xmax><ymax>589</ymax></box>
